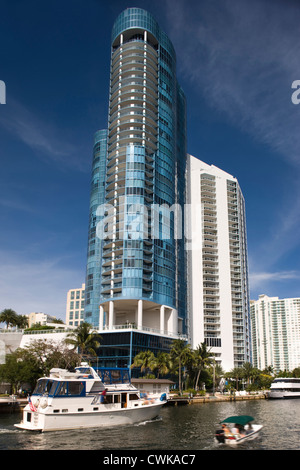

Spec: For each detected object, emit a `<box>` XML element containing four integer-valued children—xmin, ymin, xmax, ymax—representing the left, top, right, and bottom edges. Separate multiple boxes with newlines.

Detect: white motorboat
<box><xmin>14</xmin><ymin>364</ymin><xmax>167</xmax><ymax>432</ymax></box>
<box><xmin>215</xmin><ymin>415</ymin><xmax>263</xmax><ymax>445</ymax></box>
<box><xmin>267</xmin><ymin>378</ymin><xmax>300</xmax><ymax>399</ymax></box>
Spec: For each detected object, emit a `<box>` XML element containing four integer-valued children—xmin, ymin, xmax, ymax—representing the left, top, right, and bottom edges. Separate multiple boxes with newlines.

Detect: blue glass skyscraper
<box><xmin>84</xmin><ymin>8</ymin><xmax>187</xmax><ymax>342</ymax></box>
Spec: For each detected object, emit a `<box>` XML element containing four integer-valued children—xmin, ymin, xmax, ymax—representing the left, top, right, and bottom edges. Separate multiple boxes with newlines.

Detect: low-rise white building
<box><xmin>131</xmin><ymin>378</ymin><xmax>174</xmax><ymax>399</ymax></box>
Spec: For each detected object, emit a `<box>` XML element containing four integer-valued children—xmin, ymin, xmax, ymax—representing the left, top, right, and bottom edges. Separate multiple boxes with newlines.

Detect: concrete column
<box><xmin>137</xmin><ymin>299</ymin><xmax>143</xmax><ymax>330</ymax></box>
<box><xmin>160</xmin><ymin>305</ymin><xmax>165</xmax><ymax>333</ymax></box>
<box><xmin>99</xmin><ymin>305</ymin><xmax>104</xmax><ymax>330</ymax></box>
<box><xmin>171</xmin><ymin>308</ymin><xmax>178</xmax><ymax>335</ymax></box>
<box><xmin>109</xmin><ymin>301</ymin><xmax>114</xmax><ymax>329</ymax></box>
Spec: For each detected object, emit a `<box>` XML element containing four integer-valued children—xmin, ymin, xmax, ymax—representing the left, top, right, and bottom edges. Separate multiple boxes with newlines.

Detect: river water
<box><xmin>0</xmin><ymin>398</ymin><xmax>299</xmax><ymax>451</ymax></box>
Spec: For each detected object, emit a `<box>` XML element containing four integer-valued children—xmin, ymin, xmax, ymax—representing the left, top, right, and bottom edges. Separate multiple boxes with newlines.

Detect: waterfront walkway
<box><xmin>167</xmin><ymin>392</ymin><xmax>266</xmax><ymax>406</ymax></box>
<box><xmin>0</xmin><ymin>396</ymin><xmax>27</xmax><ymax>413</ymax></box>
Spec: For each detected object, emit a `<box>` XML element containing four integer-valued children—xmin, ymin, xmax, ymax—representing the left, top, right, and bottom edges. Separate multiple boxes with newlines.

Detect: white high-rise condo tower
<box><xmin>186</xmin><ymin>155</ymin><xmax>251</xmax><ymax>371</ymax></box>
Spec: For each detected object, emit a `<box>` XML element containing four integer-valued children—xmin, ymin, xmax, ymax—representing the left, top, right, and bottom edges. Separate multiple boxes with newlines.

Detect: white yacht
<box><xmin>267</xmin><ymin>378</ymin><xmax>300</xmax><ymax>399</ymax></box>
<box><xmin>15</xmin><ymin>364</ymin><xmax>167</xmax><ymax>432</ymax></box>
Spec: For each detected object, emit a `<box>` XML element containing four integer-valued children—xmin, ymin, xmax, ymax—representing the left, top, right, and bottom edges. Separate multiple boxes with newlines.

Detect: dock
<box><xmin>0</xmin><ymin>397</ymin><xmax>27</xmax><ymax>413</ymax></box>
<box><xmin>167</xmin><ymin>392</ymin><xmax>267</xmax><ymax>406</ymax></box>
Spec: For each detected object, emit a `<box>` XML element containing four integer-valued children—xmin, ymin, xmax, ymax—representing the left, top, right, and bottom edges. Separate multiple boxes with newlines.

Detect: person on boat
<box><xmin>232</xmin><ymin>424</ymin><xmax>240</xmax><ymax>437</ymax></box>
<box><xmin>232</xmin><ymin>424</ymin><xmax>246</xmax><ymax>438</ymax></box>
<box><xmin>100</xmin><ymin>389</ymin><xmax>107</xmax><ymax>404</ymax></box>
<box><xmin>245</xmin><ymin>423</ymin><xmax>253</xmax><ymax>435</ymax></box>
<box><xmin>221</xmin><ymin>424</ymin><xmax>231</xmax><ymax>436</ymax></box>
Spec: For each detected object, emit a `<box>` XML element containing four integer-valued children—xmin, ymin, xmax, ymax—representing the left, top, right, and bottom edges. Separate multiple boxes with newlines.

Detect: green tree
<box><xmin>0</xmin><ymin>352</ymin><xmax>37</xmax><ymax>394</ymax></box>
<box><xmin>15</xmin><ymin>315</ymin><xmax>29</xmax><ymax>329</ymax></box>
<box><xmin>153</xmin><ymin>351</ymin><xmax>172</xmax><ymax>378</ymax></box>
<box><xmin>227</xmin><ymin>367</ymin><xmax>244</xmax><ymax>391</ymax></box>
<box><xmin>193</xmin><ymin>342</ymin><xmax>213</xmax><ymax>391</ymax></box>
<box><xmin>0</xmin><ymin>309</ymin><xmax>18</xmax><ymax>328</ymax></box>
<box><xmin>170</xmin><ymin>339</ymin><xmax>192</xmax><ymax>394</ymax></box>
<box><xmin>292</xmin><ymin>367</ymin><xmax>300</xmax><ymax>378</ymax></box>
<box><xmin>242</xmin><ymin>362</ymin><xmax>254</xmax><ymax>386</ymax></box>
<box><xmin>64</xmin><ymin>322</ymin><xmax>100</xmax><ymax>364</ymax></box>
<box><xmin>131</xmin><ymin>350</ymin><xmax>156</xmax><ymax>376</ymax></box>
<box><xmin>0</xmin><ymin>340</ymin><xmax>81</xmax><ymax>393</ymax></box>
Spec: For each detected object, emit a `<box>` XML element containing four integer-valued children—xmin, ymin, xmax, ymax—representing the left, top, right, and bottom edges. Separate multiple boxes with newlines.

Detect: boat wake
<box><xmin>0</xmin><ymin>427</ymin><xmax>17</xmax><ymax>434</ymax></box>
<box><xmin>134</xmin><ymin>416</ymin><xmax>163</xmax><ymax>426</ymax></box>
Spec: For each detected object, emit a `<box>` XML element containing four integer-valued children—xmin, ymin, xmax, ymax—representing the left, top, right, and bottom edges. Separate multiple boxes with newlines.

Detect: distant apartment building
<box><xmin>250</xmin><ymin>294</ymin><xmax>300</xmax><ymax>373</ymax></box>
<box><xmin>27</xmin><ymin>312</ymin><xmax>63</xmax><ymax>328</ymax></box>
<box><xmin>65</xmin><ymin>283</ymin><xmax>85</xmax><ymax>327</ymax></box>
<box><xmin>186</xmin><ymin>155</ymin><xmax>251</xmax><ymax>371</ymax></box>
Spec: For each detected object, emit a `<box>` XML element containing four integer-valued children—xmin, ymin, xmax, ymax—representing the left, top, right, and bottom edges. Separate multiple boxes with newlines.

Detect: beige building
<box><xmin>66</xmin><ymin>283</ymin><xmax>85</xmax><ymax>327</ymax></box>
<box><xmin>27</xmin><ymin>312</ymin><xmax>63</xmax><ymax>328</ymax></box>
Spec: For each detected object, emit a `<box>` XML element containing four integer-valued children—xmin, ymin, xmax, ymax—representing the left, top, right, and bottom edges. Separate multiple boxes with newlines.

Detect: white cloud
<box><xmin>250</xmin><ymin>270</ymin><xmax>300</xmax><ymax>285</ymax></box>
<box><xmin>249</xmin><ymin>269</ymin><xmax>300</xmax><ymax>300</ymax></box>
<box><xmin>165</xmin><ymin>0</ymin><xmax>300</xmax><ymax>166</ymax></box>
<box><xmin>164</xmin><ymin>0</ymin><xmax>300</xmax><ymax>298</ymax></box>
<box><xmin>0</xmin><ymin>98</ymin><xmax>88</xmax><ymax>172</ymax></box>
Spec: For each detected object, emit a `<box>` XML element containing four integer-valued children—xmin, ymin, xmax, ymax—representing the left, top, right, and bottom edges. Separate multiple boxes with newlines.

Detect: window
<box><xmin>54</xmin><ymin>381</ymin><xmax>86</xmax><ymax>397</ymax></box>
<box><xmin>129</xmin><ymin>393</ymin><xmax>139</xmax><ymax>401</ymax></box>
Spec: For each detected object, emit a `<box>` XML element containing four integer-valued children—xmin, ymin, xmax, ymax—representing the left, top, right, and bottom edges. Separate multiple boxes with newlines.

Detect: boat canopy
<box><xmin>221</xmin><ymin>415</ymin><xmax>254</xmax><ymax>425</ymax></box>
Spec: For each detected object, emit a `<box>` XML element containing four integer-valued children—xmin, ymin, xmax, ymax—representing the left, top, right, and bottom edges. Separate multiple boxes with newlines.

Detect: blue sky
<box><xmin>1</xmin><ymin>0</ymin><xmax>300</xmax><ymax>321</ymax></box>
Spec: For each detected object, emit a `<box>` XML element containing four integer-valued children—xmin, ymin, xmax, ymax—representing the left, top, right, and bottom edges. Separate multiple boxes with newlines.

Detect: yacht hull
<box><xmin>15</xmin><ymin>401</ymin><xmax>164</xmax><ymax>432</ymax></box>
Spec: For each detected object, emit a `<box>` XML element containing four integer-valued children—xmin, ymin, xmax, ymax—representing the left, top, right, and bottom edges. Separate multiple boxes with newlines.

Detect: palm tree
<box><xmin>15</xmin><ymin>315</ymin><xmax>29</xmax><ymax>329</ymax></box>
<box><xmin>153</xmin><ymin>351</ymin><xmax>171</xmax><ymax>378</ymax></box>
<box><xmin>170</xmin><ymin>339</ymin><xmax>192</xmax><ymax>394</ymax></box>
<box><xmin>0</xmin><ymin>308</ymin><xmax>18</xmax><ymax>328</ymax></box>
<box><xmin>65</xmin><ymin>322</ymin><xmax>100</xmax><ymax>364</ymax></box>
<box><xmin>131</xmin><ymin>350</ymin><xmax>156</xmax><ymax>376</ymax></box>
<box><xmin>193</xmin><ymin>342</ymin><xmax>213</xmax><ymax>391</ymax></box>
<box><xmin>228</xmin><ymin>367</ymin><xmax>244</xmax><ymax>391</ymax></box>
<box><xmin>242</xmin><ymin>362</ymin><xmax>254</xmax><ymax>386</ymax></box>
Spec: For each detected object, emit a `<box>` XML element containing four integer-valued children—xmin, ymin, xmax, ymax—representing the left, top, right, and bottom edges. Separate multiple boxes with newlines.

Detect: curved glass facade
<box><xmin>84</xmin><ymin>130</ymin><xmax>108</xmax><ymax>326</ymax></box>
<box><xmin>84</xmin><ymin>8</ymin><xmax>187</xmax><ymax>336</ymax></box>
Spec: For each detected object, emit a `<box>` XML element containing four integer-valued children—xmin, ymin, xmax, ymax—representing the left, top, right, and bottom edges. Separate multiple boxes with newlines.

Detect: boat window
<box><xmin>75</xmin><ymin>367</ymin><xmax>93</xmax><ymax>378</ymax></box>
<box><xmin>55</xmin><ymin>381</ymin><xmax>68</xmax><ymax>396</ymax></box>
<box><xmin>68</xmin><ymin>381</ymin><xmax>85</xmax><ymax>396</ymax></box>
<box><xmin>129</xmin><ymin>393</ymin><xmax>139</xmax><ymax>401</ymax></box>
<box><xmin>33</xmin><ymin>379</ymin><xmax>54</xmax><ymax>396</ymax></box>
<box><xmin>105</xmin><ymin>395</ymin><xmax>113</xmax><ymax>404</ymax></box>
<box><xmin>273</xmin><ymin>378</ymin><xmax>300</xmax><ymax>384</ymax></box>
<box><xmin>54</xmin><ymin>381</ymin><xmax>86</xmax><ymax>397</ymax></box>
<box><xmin>89</xmin><ymin>381</ymin><xmax>104</xmax><ymax>393</ymax></box>
<box><xmin>113</xmin><ymin>394</ymin><xmax>120</xmax><ymax>404</ymax></box>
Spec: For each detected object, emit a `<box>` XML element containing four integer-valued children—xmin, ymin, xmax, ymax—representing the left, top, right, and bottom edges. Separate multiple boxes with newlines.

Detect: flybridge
<box><xmin>96</xmin><ymin>367</ymin><xmax>131</xmax><ymax>384</ymax></box>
